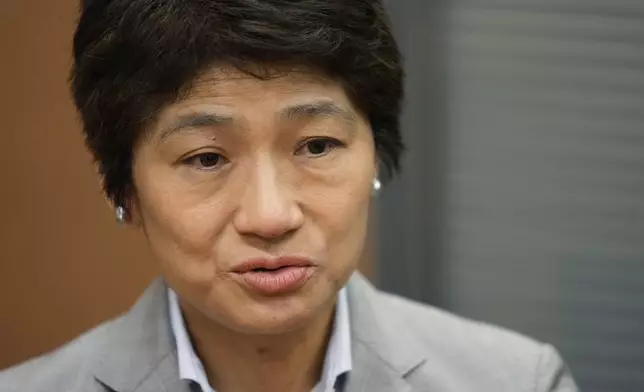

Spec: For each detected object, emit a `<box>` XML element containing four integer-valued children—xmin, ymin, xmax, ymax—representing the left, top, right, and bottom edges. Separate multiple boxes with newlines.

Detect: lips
<box><xmin>231</xmin><ymin>257</ymin><xmax>315</xmax><ymax>295</ymax></box>
<box><xmin>232</xmin><ymin>257</ymin><xmax>314</xmax><ymax>273</ymax></box>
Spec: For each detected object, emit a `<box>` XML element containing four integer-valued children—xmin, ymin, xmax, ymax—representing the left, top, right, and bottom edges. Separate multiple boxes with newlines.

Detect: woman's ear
<box><xmin>125</xmin><ymin>193</ymin><xmax>143</xmax><ymax>228</ymax></box>
<box><xmin>105</xmin><ymin>191</ymin><xmax>142</xmax><ymax>227</ymax></box>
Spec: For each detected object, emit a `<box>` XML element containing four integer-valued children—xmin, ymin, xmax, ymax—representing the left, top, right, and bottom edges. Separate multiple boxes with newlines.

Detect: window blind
<box><xmin>377</xmin><ymin>1</ymin><xmax>644</xmax><ymax>391</ymax></box>
<box><xmin>443</xmin><ymin>2</ymin><xmax>644</xmax><ymax>390</ymax></box>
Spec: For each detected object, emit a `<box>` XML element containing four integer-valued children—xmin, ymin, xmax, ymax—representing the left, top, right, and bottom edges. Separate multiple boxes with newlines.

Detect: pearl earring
<box><xmin>115</xmin><ymin>206</ymin><xmax>126</xmax><ymax>223</ymax></box>
<box><xmin>372</xmin><ymin>178</ymin><xmax>382</xmax><ymax>194</ymax></box>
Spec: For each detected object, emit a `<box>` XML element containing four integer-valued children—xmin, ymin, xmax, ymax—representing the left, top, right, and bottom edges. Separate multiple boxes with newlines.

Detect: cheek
<box><xmin>309</xmin><ymin>170</ymin><xmax>373</xmax><ymax>268</ymax></box>
<box><xmin>312</xmin><ymin>143</ymin><xmax>375</xmax><ymax>252</ymax></box>
<box><xmin>133</xmin><ymin>159</ymin><xmax>231</xmax><ymax>278</ymax></box>
<box><xmin>143</xmin><ymin>199</ymin><xmax>237</xmax><ymax>293</ymax></box>
<box><xmin>315</xmin><ymin>146</ymin><xmax>375</xmax><ymax>233</ymax></box>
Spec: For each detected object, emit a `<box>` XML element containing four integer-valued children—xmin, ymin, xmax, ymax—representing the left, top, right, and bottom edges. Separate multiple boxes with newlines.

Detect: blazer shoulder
<box><xmin>0</xmin><ymin>318</ymin><xmax>117</xmax><ymax>392</ymax></box>
<box><xmin>378</xmin><ymin>290</ymin><xmax>543</xmax><ymax>350</ymax></box>
<box><xmin>373</xmin><ymin>290</ymin><xmax>553</xmax><ymax>389</ymax></box>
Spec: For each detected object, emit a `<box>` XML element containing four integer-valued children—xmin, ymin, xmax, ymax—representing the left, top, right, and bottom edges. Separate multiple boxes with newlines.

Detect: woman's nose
<box><xmin>233</xmin><ymin>166</ymin><xmax>304</xmax><ymax>240</ymax></box>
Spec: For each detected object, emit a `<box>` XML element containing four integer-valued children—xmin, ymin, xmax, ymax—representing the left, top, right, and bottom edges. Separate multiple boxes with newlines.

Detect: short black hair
<box><xmin>72</xmin><ymin>0</ymin><xmax>405</xmax><ymax>207</ymax></box>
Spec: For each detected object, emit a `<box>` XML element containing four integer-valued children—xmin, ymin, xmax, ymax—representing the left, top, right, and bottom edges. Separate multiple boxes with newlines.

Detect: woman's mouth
<box><xmin>231</xmin><ymin>257</ymin><xmax>316</xmax><ymax>295</ymax></box>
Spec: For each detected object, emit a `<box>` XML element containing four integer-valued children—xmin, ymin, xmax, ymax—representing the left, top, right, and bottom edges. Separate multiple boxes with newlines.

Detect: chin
<box><xmin>239</xmin><ymin>315</ymin><xmax>312</xmax><ymax>335</ymax></box>
<box><xmin>226</xmin><ymin>288</ymin><xmax>334</xmax><ymax>335</ymax></box>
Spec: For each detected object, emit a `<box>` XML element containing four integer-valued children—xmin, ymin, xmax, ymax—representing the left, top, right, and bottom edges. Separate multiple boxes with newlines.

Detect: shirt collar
<box><xmin>168</xmin><ymin>289</ymin><xmax>213</xmax><ymax>391</ymax></box>
<box><xmin>168</xmin><ymin>288</ymin><xmax>352</xmax><ymax>392</ymax></box>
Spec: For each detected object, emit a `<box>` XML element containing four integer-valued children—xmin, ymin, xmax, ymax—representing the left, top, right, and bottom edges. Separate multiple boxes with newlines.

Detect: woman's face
<box><xmin>131</xmin><ymin>66</ymin><xmax>376</xmax><ymax>334</ymax></box>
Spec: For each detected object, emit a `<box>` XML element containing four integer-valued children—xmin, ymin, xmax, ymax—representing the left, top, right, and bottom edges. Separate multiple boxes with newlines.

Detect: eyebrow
<box><xmin>280</xmin><ymin>100</ymin><xmax>357</xmax><ymax>122</ymax></box>
<box><xmin>156</xmin><ymin>100</ymin><xmax>356</xmax><ymax>143</ymax></box>
<box><xmin>158</xmin><ymin>113</ymin><xmax>234</xmax><ymax>142</ymax></box>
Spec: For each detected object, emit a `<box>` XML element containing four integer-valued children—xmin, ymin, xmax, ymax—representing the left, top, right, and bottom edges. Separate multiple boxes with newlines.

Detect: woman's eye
<box><xmin>182</xmin><ymin>152</ymin><xmax>226</xmax><ymax>170</ymax></box>
<box><xmin>297</xmin><ymin>138</ymin><xmax>343</xmax><ymax>157</ymax></box>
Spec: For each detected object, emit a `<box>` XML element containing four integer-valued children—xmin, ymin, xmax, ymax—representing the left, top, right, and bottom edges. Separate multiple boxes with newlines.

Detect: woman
<box><xmin>0</xmin><ymin>0</ymin><xmax>578</xmax><ymax>391</ymax></box>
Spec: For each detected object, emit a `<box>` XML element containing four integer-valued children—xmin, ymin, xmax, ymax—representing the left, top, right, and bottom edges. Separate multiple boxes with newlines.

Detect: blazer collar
<box><xmin>94</xmin><ymin>273</ymin><xmax>426</xmax><ymax>392</ymax></box>
<box><xmin>93</xmin><ymin>278</ymin><xmax>191</xmax><ymax>392</ymax></box>
<box><xmin>344</xmin><ymin>274</ymin><xmax>426</xmax><ymax>392</ymax></box>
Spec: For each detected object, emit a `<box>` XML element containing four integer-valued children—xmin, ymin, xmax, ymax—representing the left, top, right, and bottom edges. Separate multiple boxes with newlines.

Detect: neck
<box><xmin>180</xmin><ymin>298</ymin><xmax>337</xmax><ymax>392</ymax></box>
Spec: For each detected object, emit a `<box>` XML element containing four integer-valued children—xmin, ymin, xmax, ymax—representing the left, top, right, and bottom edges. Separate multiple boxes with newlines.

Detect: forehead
<box><xmin>181</xmin><ymin>65</ymin><xmax>351</xmax><ymax>107</ymax></box>
<box><xmin>147</xmin><ymin>65</ymin><xmax>365</xmax><ymax>143</ymax></box>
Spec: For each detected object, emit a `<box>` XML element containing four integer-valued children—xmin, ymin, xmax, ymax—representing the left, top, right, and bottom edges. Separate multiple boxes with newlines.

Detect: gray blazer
<box><xmin>0</xmin><ymin>274</ymin><xmax>579</xmax><ymax>392</ymax></box>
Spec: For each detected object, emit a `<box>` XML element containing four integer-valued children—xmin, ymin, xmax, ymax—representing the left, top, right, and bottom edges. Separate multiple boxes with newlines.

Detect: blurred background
<box><xmin>1</xmin><ymin>1</ymin><xmax>643</xmax><ymax>391</ymax></box>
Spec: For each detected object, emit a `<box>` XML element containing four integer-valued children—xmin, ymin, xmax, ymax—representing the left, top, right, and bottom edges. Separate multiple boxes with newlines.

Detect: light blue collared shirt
<box><xmin>168</xmin><ymin>288</ymin><xmax>352</xmax><ymax>392</ymax></box>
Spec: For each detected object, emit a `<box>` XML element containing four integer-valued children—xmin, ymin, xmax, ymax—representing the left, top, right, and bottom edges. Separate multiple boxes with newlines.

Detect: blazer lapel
<box><xmin>343</xmin><ymin>342</ymin><xmax>413</xmax><ymax>392</ymax></box>
<box><xmin>344</xmin><ymin>273</ymin><xmax>426</xmax><ymax>392</ymax></box>
<box><xmin>93</xmin><ymin>278</ymin><xmax>189</xmax><ymax>392</ymax></box>
<box><xmin>130</xmin><ymin>352</ymin><xmax>193</xmax><ymax>392</ymax></box>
